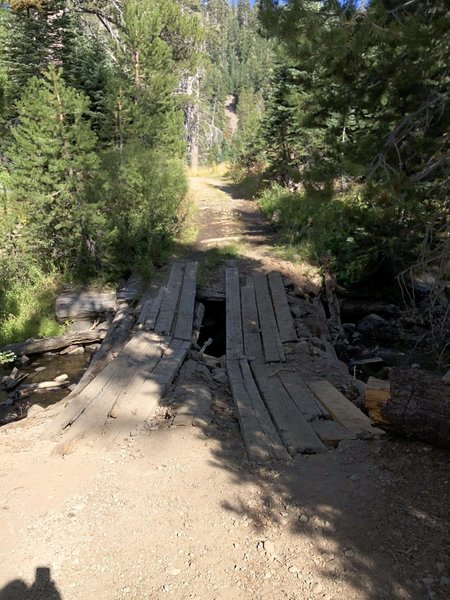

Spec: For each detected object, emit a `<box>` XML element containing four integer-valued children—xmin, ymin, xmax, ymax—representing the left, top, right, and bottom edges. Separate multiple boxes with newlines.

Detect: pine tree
<box><xmin>8</xmin><ymin>66</ymin><xmax>99</xmax><ymax>270</ymax></box>
<box><xmin>3</xmin><ymin>1</ymin><xmax>77</xmax><ymax>102</ymax></box>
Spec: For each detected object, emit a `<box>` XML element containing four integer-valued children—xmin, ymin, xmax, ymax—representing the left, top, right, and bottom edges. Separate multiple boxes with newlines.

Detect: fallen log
<box><xmin>365</xmin><ymin>369</ymin><xmax>450</xmax><ymax>448</ymax></box>
<box><xmin>1</xmin><ymin>330</ymin><xmax>107</xmax><ymax>356</ymax></box>
<box><xmin>44</xmin><ymin>305</ymin><xmax>136</xmax><ymax>438</ymax></box>
<box><xmin>55</xmin><ymin>291</ymin><xmax>116</xmax><ymax>321</ymax></box>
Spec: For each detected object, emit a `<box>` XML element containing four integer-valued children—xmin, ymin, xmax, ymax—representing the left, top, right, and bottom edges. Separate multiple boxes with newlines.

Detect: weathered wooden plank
<box><xmin>53</xmin><ymin>331</ymin><xmax>166</xmax><ymax>453</ymax></box>
<box><xmin>137</xmin><ymin>299</ymin><xmax>153</xmax><ymax>326</ymax></box>
<box><xmin>241</xmin><ymin>279</ymin><xmax>263</xmax><ymax>360</ymax></box>
<box><xmin>253</xmin><ymin>273</ymin><xmax>285</xmax><ymax>363</ymax></box>
<box><xmin>45</xmin><ymin>307</ymin><xmax>135</xmax><ymax>437</ymax></box>
<box><xmin>308</xmin><ymin>380</ymin><xmax>383</xmax><ymax>437</ymax></box>
<box><xmin>311</xmin><ymin>420</ymin><xmax>357</xmax><ymax>447</ymax></box>
<box><xmin>225</xmin><ymin>267</ymin><xmax>244</xmax><ymax>359</ymax></box>
<box><xmin>155</xmin><ymin>262</ymin><xmax>185</xmax><ymax>335</ymax></box>
<box><xmin>106</xmin><ymin>339</ymin><xmax>190</xmax><ymax>440</ymax></box>
<box><xmin>227</xmin><ymin>359</ymin><xmax>289</xmax><ymax>463</ymax></box>
<box><xmin>268</xmin><ymin>272</ymin><xmax>297</xmax><ymax>342</ymax></box>
<box><xmin>278</xmin><ymin>371</ymin><xmax>328</xmax><ymax>421</ymax></box>
<box><xmin>252</xmin><ymin>363</ymin><xmax>326</xmax><ymax>455</ymax></box>
<box><xmin>174</xmin><ymin>261</ymin><xmax>198</xmax><ymax>340</ymax></box>
<box><xmin>144</xmin><ymin>287</ymin><xmax>165</xmax><ymax>331</ymax></box>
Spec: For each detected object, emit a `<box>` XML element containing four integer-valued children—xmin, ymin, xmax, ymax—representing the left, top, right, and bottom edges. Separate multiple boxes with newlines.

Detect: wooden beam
<box><xmin>278</xmin><ymin>371</ymin><xmax>328</xmax><ymax>421</ymax></box>
<box><xmin>52</xmin><ymin>331</ymin><xmax>167</xmax><ymax>453</ymax></box>
<box><xmin>143</xmin><ymin>287</ymin><xmax>165</xmax><ymax>331</ymax></box>
<box><xmin>106</xmin><ymin>338</ymin><xmax>190</xmax><ymax>440</ymax></box>
<box><xmin>308</xmin><ymin>380</ymin><xmax>383</xmax><ymax>437</ymax></box>
<box><xmin>311</xmin><ymin>420</ymin><xmax>356</xmax><ymax>447</ymax></box>
<box><xmin>268</xmin><ymin>272</ymin><xmax>297</xmax><ymax>342</ymax></box>
<box><xmin>252</xmin><ymin>363</ymin><xmax>326</xmax><ymax>455</ymax></box>
<box><xmin>174</xmin><ymin>261</ymin><xmax>198</xmax><ymax>341</ymax></box>
<box><xmin>241</xmin><ymin>279</ymin><xmax>264</xmax><ymax>360</ymax></box>
<box><xmin>225</xmin><ymin>267</ymin><xmax>244</xmax><ymax>359</ymax></box>
<box><xmin>227</xmin><ymin>359</ymin><xmax>289</xmax><ymax>463</ymax></box>
<box><xmin>253</xmin><ymin>273</ymin><xmax>284</xmax><ymax>363</ymax></box>
<box><xmin>155</xmin><ymin>262</ymin><xmax>185</xmax><ymax>335</ymax></box>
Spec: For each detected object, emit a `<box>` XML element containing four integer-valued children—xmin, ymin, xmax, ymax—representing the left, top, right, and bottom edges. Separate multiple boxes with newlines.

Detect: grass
<box><xmin>0</xmin><ymin>270</ymin><xmax>65</xmax><ymax>348</ymax></box>
<box><xmin>187</xmin><ymin>163</ymin><xmax>230</xmax><ymax>178</ymax></box>
<box><xmin>197</xmin><ymin>243</ymin><xmax>243</xmax><ymax>287</ymax></box>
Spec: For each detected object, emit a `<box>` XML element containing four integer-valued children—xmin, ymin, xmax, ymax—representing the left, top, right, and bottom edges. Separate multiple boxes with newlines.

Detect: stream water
<box><xmin>0</xmin><ymin>350</ymin><xmax>92</xmax><ymax>426</ymax></box>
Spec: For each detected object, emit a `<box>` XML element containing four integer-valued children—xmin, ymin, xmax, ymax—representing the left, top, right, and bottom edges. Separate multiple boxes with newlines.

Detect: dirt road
<box><xmin>0</xmin><ymin>176</ymin><xmax>448</xmax><ymax>600</ymax></box>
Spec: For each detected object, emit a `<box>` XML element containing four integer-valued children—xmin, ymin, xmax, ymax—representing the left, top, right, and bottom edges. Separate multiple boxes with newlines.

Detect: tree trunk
<box><xmin>2</xmin><ymin>330</ymin><xmax>107</xmax><ymax>356</ymax></box>
<box><xmin>365</xmin><ymin>368</ymin><xmax>450</xmax><ymax>448</ymax></box>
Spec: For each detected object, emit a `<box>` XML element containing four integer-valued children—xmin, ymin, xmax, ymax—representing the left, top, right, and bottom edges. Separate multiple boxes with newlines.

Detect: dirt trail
<box><xmin>0</xmin><ymin>176</ymin><xmax>448</xmax><ymax>600</ymax></box>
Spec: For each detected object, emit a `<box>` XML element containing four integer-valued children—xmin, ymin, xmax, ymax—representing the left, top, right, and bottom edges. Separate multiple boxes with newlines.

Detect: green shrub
<box><xmin>95</xmin><ymin>143</ymin><xmax>189</xmax><ymax>279</ymax></box>
<box><xmin>258</xmin><ymin>183</ymin><xmax>403</xmax><ymax>284</ymax></box>
<box><xmin>0</xmin><ymin>259</ymin><xmax>63</xmax><ymax>347</ymax></box>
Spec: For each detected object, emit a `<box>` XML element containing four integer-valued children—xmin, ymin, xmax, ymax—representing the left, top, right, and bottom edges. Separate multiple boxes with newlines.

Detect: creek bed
<box><xmin>0</xmin><ymin>350</ymin><xmax>93</xmax><ymax>426</ymax></box>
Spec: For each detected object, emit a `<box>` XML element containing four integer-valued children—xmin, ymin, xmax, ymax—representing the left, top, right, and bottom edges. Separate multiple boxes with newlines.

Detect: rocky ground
<box><xmin>0</xmin><ymin>176</ymin><xmax>448</xmax><ymax>600</ymax></box>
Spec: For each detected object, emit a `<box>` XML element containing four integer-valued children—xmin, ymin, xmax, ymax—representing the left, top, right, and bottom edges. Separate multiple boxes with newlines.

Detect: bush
<box><xmin>0</xmin><ymin>258</ymin><xmax>63</xmax><ymax>347</ymax></box>
<box><xmin>258</xmin><ymin>183</ymin><xmax>410</xmax><ymax>285</ymax></box>
<box><xmin>95</xmin><ymin>143</ymin><xmax>188</xmax><ymax>279</ymax></box>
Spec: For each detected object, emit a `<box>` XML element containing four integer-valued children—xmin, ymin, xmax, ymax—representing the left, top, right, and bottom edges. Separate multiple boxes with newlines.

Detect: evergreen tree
<box><xmin>3</xmin><ymin>1</ymin><xmax>77</xmax><ymax>102</ymax></box>
<box><xmin>8</xmin><ymin>66</ymin><xmax>99</xmax><ymax>270</ymax></box>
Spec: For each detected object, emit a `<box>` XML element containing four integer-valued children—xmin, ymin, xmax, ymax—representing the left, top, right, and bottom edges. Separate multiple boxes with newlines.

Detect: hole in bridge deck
<box><xmin>197</xmin><ymin>299</ymin><xmax>226</xmax><ymax>358</ymax></box>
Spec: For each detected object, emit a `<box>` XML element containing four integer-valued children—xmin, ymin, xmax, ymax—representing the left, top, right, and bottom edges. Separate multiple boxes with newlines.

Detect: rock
<box><xmin>169</xmin><ymin>569</ymin><xmax>181</xmax><ymax>576</ymax></box>
<box><xmin>263</xmin><ymin>540</ymin><xmax>275</xmax><ymax>555</ymax></box>
<box><xmin>34</xmin><ymin>366</ymin><xmax>46</xmax><ymax>373</ymax></box>
<box><xmin>54</xmin><ymin>374</ymin><xmax>69</xmax><ymax>382</ymax></box>
<box><xmin>357</xmin><ymin>319</ymin><xmax>374</xmax><ymax>334</ymax></box>
<box><xmin>67</xmin><ymin>346</ymin><xmax>85</xmax><ymax>355</ymax></box>
<box><xmin>436</xmin><ymin>563</ymin><xmax>445</xmax><ymax>573</ymax></box>
<box><xmin>86</xmin><ymin>344</ymin><xmax>101</xmax><ymax>351</ymax></box>
<box><xmin>27</xmin><ymin>404</ymin><xmax>44</xmax><ymax>418</ymax></box>
<box><xmin>0</xmin><ymin>392</ymin><xmax>14</xmax><ymax>406</ymax></box>
<box><xmin>310</xmin><ymin>347</ymin><xmax>321</xmax><ymax>357</ymax></box>
<box><xmin>310</xmin><ymin>337</ymin><xmax>327</xmax><ymax>352</ymax></box>
<box><xmin>442</xmin><ymin>370</ymin><xmax>450</xmax><ymax>385</ymax></box>
<box><xmin>299</xmin><ymin>514</ymin><xmax>309</xmax><ymax>523</ymax></box>
<box><xmin>70</xmin><ymin>320</ymin><xmax>94</xmax><ymax>332</ymax></box>
<box><xmin>366</xmin><ymin>313</ymin><xmax>388</xmax><ymax>325</ymax></box>
<box><xmin>288</xmin><ymin>566</ymin><xmax>299</xmax><ymax>574</ymax></box>
<box><xmin>440</xmin><ymin>576</ymin><xmax>450</xmax><ymax>586</ymax></box>
<box><xmin>296</xmin><ymin>340</ymin><xmax>309</xmax><ymax>353</ymax></box>
<box><xmin>212</xmin><ymin>369</ymin><xmax>228</xmax><ymax>385</ymax></box>
<box><xmin>19</xmin><ymin>355</ymin><xmax>30</xmax><ymax>365</ymax></box>
<box><xmin>68</xmin><ymin>384</ymin><xmax>76</xmax><ymax>391</ymax></box>
<box><xmin>344</xmin><ymin>549</ymin><xmax>355</xmax><ymax>558</ymax></box>
<box><xmin>343</xmin><ymin>323</ymin><xmax>356</xmax><ymax>333</ymax></box>
<box><xmin>349</xmin><ymin>474</ymin><xmax>359</xmax><ymax>481</ymax></box>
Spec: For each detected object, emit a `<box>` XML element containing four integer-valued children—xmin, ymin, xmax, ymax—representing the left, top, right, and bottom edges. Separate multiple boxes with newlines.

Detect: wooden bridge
<box><xmin>48</xmin><ymin>261</ymin><xmax>378</xmax><ymax>460</ymax></box>
<box><xmin>225</xmin><ymin>266</ymin><xmax>378</xmax><ymax>462</ymax></box>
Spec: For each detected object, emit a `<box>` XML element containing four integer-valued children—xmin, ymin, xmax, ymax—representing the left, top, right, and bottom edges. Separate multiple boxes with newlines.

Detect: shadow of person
<box><xmin>0</xmin><ymin>567</ymin><xmax>62</xmax><ymax>600</ymax></box>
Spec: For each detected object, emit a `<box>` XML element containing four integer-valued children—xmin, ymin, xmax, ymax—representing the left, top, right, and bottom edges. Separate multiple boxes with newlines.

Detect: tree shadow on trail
<box><xmin>0</xmin><ymin>567</ymin><xmax>62</xmax><ymax>600</ymax></box>
<box><xmin>25</xmin><ymin>179</ymin><xmax>449</xmax><ymax>600</ymax></box>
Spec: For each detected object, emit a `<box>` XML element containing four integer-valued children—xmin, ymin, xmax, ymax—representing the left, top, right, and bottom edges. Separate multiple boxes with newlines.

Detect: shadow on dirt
<box><xmin>0</xmin><ymin>567</ymin><xmax>62</xmax><ymax>600</ymax></box>
<box><xmin>12</xmin><ymin>177</ymin><xmax>450</xmax><ymax>600</ymax></box>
